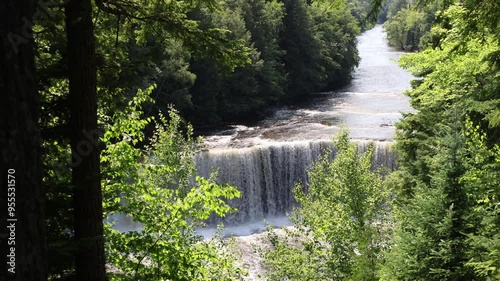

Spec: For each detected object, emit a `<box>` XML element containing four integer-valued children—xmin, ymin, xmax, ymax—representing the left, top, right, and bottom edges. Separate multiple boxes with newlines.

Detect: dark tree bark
<box><xmin>64</xmin><ymin>0</ymin><xmax>105</xmax><ymax>280</ymax></box>
<box><xmin>0</xmin><ymin>0</ymin><xmax>48</xmax><ymax>280</ymax></box>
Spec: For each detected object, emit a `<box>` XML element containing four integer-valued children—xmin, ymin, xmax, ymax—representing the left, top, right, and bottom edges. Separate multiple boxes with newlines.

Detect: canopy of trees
<box><xmin>382</xmin><ymin>0</ymin><xmax>445</xmax><ymax>51</ymax></box>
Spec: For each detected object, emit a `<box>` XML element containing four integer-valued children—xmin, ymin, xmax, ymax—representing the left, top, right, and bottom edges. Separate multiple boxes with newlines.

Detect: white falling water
<box><xmin>195</xmin><ymin>140</ymin><xmax>396</xmax><ymax>225</ymax></box>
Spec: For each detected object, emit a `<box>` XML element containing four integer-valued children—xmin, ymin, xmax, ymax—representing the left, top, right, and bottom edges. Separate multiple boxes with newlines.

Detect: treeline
<box><xmin>261</xmin><ymin>0</ymin><xmax>500</xmax><ymax>280</ymax></box>
<box><xmin>383</xmin><ymin>0</ymin><xmax>446</xmax><ymax>51</ymax></box>
<box><xmin>385</xmin><ymin>0</ymin><xmax>500</xmax><ymax>278</ymax></box>
<box><xmin>36</xmin><ymin>0</ymin><xmax>371</xmax><ymax>131</ymax></box>
<box><xmin>187</xmin><ymin>0</ymin><xmax>361</xmax><ymax>125</ymax></box>
<box><xmin>169</xmin><ymin>0</ymin><xmax>364</xmax><ymax>126</ymax></box>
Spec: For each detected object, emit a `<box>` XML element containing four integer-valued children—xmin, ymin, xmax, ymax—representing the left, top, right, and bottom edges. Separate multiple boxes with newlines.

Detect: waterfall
<box><xmin>195</xmin><ymin>140</ymin><xmax>396</xmax><ymax>225</ymax></box>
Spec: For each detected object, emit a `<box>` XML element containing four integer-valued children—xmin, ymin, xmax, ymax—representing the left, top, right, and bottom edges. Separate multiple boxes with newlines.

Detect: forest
<box><xmin>1</xmin><ymin>0</ymin><xmax>499</xmax><ymax>280</ymax></box>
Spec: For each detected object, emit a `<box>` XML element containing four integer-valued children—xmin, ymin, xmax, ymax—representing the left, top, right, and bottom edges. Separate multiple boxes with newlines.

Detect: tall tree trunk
<box><xmin>64</xmin><ymin>0</ymin><xmax>105</xmax><ymax>280</ymax></box>
<box><xmin>1</xmin><ymin>0</ymin><xmax>48</xmax><ymax>280</ymax></box>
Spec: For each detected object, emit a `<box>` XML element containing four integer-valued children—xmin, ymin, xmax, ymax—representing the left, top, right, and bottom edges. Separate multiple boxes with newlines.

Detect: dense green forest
<box><xmin>33</xmin><ymin>0</ymin><xmax>368</xmax><ymax>129</ymax></box>
<box><xmin>1</xmin><ymin>0</ymin><xmax>499</xmax><ymax>280</ymax></box>
<box><xmin>382</xmin><ymin>0</ymin><xmax>441</xmax><ymax>51</ymax></box>
<box><xmin>34</xmin><ymin>0</ymin><xmax>375</xmax><ymax>130</ymax></box>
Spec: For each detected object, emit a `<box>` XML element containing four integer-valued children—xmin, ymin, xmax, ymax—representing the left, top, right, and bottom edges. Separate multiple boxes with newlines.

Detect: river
<box><xmin>201</xmin><ymin>24</ymin><xmax>412</xmax><ymax>149</ymax></box>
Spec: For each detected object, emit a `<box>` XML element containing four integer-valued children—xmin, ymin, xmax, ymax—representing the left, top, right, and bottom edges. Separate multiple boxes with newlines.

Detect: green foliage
<box><xmin>238</xmin><ymin>0</ymin><xmax>287</xmax><ymax>103</ymax></box>
<box><xmin>384</xmin><ymin>8</ymin><xmax>427</xmax><ymax>51</ymax></box>
<box><xmin>262</xmin><ymin>132</ymin><xmax>390</xmax><ymax>280</ymax></box>
<box><xmin>101</xmin><ymin>88</ymin><xmax>245</xmax><ymax>280</ymax></box>
<box><xmin>35</xmin><ymin>0</ymin><xmax>254</xmax><ymax>274</ymax></box>
<box><xmin>462</xmin><ymin>120</ymin><xmax>500</xmax><ymax>279</ymax></box>
<box><xmin>261</xmin><ymin>227</ymin><xmax>329</xmax><ymax>281</ymax></box>
<box><xmin>95</xmin><ymin>0</ymin><xmax>251</xmax><ymax>70</ymax></box>
<box><xmin>35</xmin><ymin>0</ymin><xmax>253</xmax><ymax>136</ymax></box>
<box><xmin>43</xmin><ymin>139</ymin><xmax>74</xmax><ymax>279</ymax></box>
<box><xmin>346</xmin><ymin>0</ymin><xmax>378</xmax><ymax>29</ymax></box>
<box><xmin>34</xmin><ymin>0</ymin><xmax>385</xmax><ymax>278</ymax></box>
<box><xmin>186</xmin><ymin>0</ymin><xmax>361</xmax><ymax>125</ymax></box>
<box><xmin>381</xmin><ymin>116</ymin><xmax>477</xmax><ymax>280</ymax></box>
<box><xmin>381</xmin><ymin>2</ymin><xmax>500</xmax><ymax>281</ymax></box>
<box><xmin>381</xmin><ymin>116</ymin><xmax>500</xmax><ymax>281</ymax></box>
<box><xmin>280</xmin><ymin>0</ymin><xmax>325</xmax><ymax>98</ymax></box>
<box><xmin>275</xmin><ymin>0</ymin><xmax>361</xmax><ymax>100</ymax></box>
<box><xmin>382</xmin><ymin>0</ymin><xmax>446</xmax><ymax>51</ymax></box>
<box><xmin>310</xmin><ymin>2</ymin><xmax>360</xmax><ymax>88</ymax></box>
<box><xmin>187</xmin><ymin>1</ymin><xmax>262</xmax><ymax>124</ymax></box>
<box><xmin>395</xmin><ymin>4</ymin><xmax>500</xmax><ymax>176</ymax></box>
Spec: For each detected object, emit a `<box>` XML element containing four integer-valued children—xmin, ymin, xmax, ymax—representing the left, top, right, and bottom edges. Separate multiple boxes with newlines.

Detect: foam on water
<box><xmin>196</xmin><ymin>139</ymin><xmax>396</xmax><ymax>226</ymax></box>
<box><xmin>196</xmin><ymin>215</ymin><xmax>292</xmax><ymax>239</ymax></box>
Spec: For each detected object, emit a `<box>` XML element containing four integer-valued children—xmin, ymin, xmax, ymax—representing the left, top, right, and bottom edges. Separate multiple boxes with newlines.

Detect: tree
<box><xmin>64</xmin><ymin>0</ymin><xmax>105</xmax><ymax>280</ymax></box>
<box><xmin>262</xmin><ymin>132</ymin><xmax>390</xmax><ymax>280</ymax></box>
<box><xmin>34</xmin><ymin>0</ymin><xmax>251</xmax><ymax>277</ymax></box>
<box><xmin>280</xmin><ymin>0</ymin><xmax>325</xmax><ymax>99</ymax></box>
<box><xmin>310</xmin><ymin>2</ymin><xmax>360</xmax><ymax>88</ymax></box>
<box><xmin>380</xmin><ymin>116</ymin><xmax>476</xmax><ymax>281</ymax></box>
<box><xmin>384</xmin><ymin>8</ymin><xmax>427</xmax><ymax>51</ymax></box>
<box><xmin>189</xmin><ymin>2</ymin><xmax>262</xmax><ymax>123</ymax></box>
<box><xmin>461</xmin><ymin>120</ymin><xmax>500</xmax><ymax>279</ymax></box>
<box><xmin>238</xmin><ymin>0</ymin><xmax>286</xmax><ymax>104</ymax></box>
<box><xmin>32</xmin><ymin>0</ymin><xmax>367</xmax><ymax>277</ymax></box>
<box><xmin>1</xmin><ymin>0</ymin><xmax>48</xmax><ymax>280</ymax></box>
<box><xmin>101</xmin><ymin>93</ymin><xmax>244</xmax><ymax>280</ymax></box>
<box><xmin>346</xmin><ymin>0</ymin><xmax>377</xmax><ymax>29</ymax></box>
<box><xmin>382</xmin><ymin>0</ymin><xmax>443</xmax><ymax>52</ymax></box>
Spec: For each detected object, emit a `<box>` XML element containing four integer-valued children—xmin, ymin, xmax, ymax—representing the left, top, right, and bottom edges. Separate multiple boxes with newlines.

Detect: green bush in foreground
<box><xmin>262</xmin><ymin>132</ymin><xmax>391</xmax><ymax>281</ymax></box>
<box><xmin>101</xmin><ymin>87</ymin><xmax>245</xmax><ymax>280</ymax></box>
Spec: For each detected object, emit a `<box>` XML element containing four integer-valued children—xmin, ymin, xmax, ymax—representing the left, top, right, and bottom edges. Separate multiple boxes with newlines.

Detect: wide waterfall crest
<box><xmin>195</xmin><ymin>139</ymin><xmax>396</xmax><ymax>225</ymax></box>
